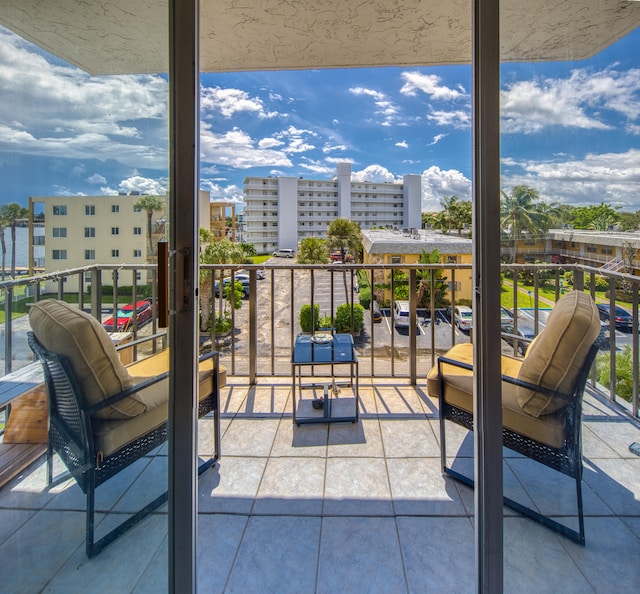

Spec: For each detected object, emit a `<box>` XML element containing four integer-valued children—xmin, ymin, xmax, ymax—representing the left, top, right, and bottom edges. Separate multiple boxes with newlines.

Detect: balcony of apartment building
<box><xmin>0</xmin><ymin>260</ymin><xmax>639</xmax><ymax>590</ymax></box>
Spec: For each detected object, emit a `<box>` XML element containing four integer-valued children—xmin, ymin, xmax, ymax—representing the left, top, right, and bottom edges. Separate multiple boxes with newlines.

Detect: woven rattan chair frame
<box><xmin>438</xmin><ymin>331</ymin><xmax>603</xmax><ymax>545</ymax></box>
<box><xmin>28</xmin><ymin>331</ymin><xmax>220</xmax><ymax>558</ymax></box>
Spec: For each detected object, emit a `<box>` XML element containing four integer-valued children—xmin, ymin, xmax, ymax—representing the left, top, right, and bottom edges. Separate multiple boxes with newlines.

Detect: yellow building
<box><xmin>360</xmin><ymin>229</ymin><xmax>473</xmax><ymax>306</ymax></box>
<box><xmin>30</xmin><ymin>194</ymin><xmax>165</xmax><ymax>292</ymax></box>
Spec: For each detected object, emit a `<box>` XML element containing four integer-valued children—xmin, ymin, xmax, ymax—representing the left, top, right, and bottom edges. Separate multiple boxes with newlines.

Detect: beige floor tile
<box><xmin>327</xmin><ymin>418</ymin><xmax>384</xmax><ymax>457</ymax></box>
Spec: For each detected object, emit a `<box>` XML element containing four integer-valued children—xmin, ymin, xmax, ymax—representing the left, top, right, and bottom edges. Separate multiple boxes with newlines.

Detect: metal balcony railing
<box><xmin>1</xmin><ymin>261</ymin><xmax>639</xmax><ymax>429</ymax></box>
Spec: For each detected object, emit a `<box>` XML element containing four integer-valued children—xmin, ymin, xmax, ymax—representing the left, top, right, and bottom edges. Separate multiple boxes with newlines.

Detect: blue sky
<box><xmin>0</xmin><ymin>24</ymin><xmax>639</xmax><ymax>213</ymax></box>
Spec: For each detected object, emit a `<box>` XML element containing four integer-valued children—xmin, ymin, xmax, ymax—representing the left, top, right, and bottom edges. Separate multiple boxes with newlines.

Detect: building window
<box><xmin>84</xmin><ymin>249</ymin><xmax>95</xmax><ymax>260</ymax></box>
<box><xmin>133</xmin><ymin>249</ymin><xmax>142</xmax><ymax>258</ymax></box>
<box><xmin>133</xmin><ymin>226</ymin><xmax>142</xmax><ymax>235</ymax></box>
<box><xmin>85</xmin><ymin>205</ymin><xmax>95</xmax><ymax>215</ymax></box>
<box><xmin>52</xmin><ymin>249</ymin><xmax>67</xmax><ymax>260</ymax></box>
<box><xmin>601</xmin><ymin>247</ymin><xmax>613</xmax><ymax>255</ymax></box>
<box><xmin>84</xmin><ymin>227</ymin><xmax>96</xmax><ymax>238</ymax></box>
<box><xmin>112</xmin><ymin>204</ymin><xmax>120</xmax><ymax>213</ymax></box>
<box><xmin>586</xmin><ymin>245</ymin><xmax>597</xmax><ymax>253</ymax></box>
<box><xmin>52</xmin><ymin>205</ymin><xmax>67</xmax><ymax>216</ymax></box>
<box><xmin>391</xmin><ymin>256</ymin><xmax>401</xmax><ymax>264</ymax></box>
<box><xmin>52</xmin><ymin>227</ymin><xmax>67</xmax><ymax>238</ymax></box>
<box><xmin>112</xmin><ymin>249</ymin><xmax>120</xmax><ymax>257</ymax></box>
<box><xmin>133</xmin><ymin>206</ymin><xmax>142</xmax><ymax>213</ymax></box>
<box><xmin>111</xmin><ymin>227</ymin><xmax>120</xmax><ymax>235</ymax></box>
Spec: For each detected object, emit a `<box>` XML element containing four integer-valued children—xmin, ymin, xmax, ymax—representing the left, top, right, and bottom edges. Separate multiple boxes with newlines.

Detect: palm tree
<box><xmin>297</xmin><ymin>237</ymin><xmax>330</xmax><ymax>264</ymax></box>
<box><xmin>440</xmin><ymin>195</ymin><xmax>472</xmax><ymax>235</ymax></box>
<box><xmin>327</xmin><ymin>218</ymin><xmax>361</xmax><ymax>306</ymax></box>
<box><xmin>500</xmin><ymin>185</ymin><xmax>548</xmax><ymax>263</ymax></box>
<box><xmin>133</xmin><ymin>195</ymin><xmax>165</xmax><ymax>264</ymax></box>
<box><xmin>0</xmin><ymin>203</ymin><xmax>29</xmax><ymax>279</ymax></box>
<box><xmin>199</xmin><ymin>237</ymin><xmax>249</xmax><ymax>333</ymax></box>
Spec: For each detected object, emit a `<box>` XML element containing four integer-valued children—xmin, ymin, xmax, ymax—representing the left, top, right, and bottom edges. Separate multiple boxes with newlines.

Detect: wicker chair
<box><xmin>27</xmin><ymin>300</ymin><xmax>220</xmax><ymax>558</ymax></box>
<box><xmin>427</xmin><ymin>291</ymin><xmax>602</xmax><ymax>544</ymax></box>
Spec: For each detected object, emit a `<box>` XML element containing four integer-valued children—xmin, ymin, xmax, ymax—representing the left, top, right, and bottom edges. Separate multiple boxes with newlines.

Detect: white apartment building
<box><xmin>243</xmin><ymin>163</ymin><xmax>422</xmax><ymax>253</ymax></box>
<box><xmin>30</xmin><ymin>194</ymin><xmax>165</xmax><ymax>292</ymax></box>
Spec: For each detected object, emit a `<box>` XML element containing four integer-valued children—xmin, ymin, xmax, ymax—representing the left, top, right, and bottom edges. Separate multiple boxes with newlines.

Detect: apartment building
<box><xmin>30</xmin><ymin>194</ymin><xmax>165</xmax><ymax>292</ymax></box>
<box><xmin>504</xmin><ymin>228</ymin><xmax>640</xmax><ymax>274</ymax></box>
<box><xmin>243</xmin><ymin>162</ymin><xmax>422</xmax><ymax>253</ymax></box>
<box><xmin>361</xmin><ymin>228</ymin><xmax>473</xmax><ymax>305</ymax></box>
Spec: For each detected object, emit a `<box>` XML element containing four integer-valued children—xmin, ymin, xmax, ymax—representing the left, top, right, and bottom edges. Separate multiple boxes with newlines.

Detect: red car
<box><xmin>102</xmin><ymin>299</ymin><xmax>153</xmax><ymax>332</ymax></box>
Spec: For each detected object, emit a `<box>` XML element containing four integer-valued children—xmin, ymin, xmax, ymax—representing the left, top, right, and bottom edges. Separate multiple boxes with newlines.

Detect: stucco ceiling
<box><xmin>1</xmin><ymin>0</ymin><xmax>639</xmax><ymax>75</ymax></box>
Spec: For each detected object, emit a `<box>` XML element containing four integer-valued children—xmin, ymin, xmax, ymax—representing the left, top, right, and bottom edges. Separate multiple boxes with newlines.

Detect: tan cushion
<box><xmin>517</xmin><ymin>290</ymin><xmax>600</xmax><ymax>417</ymax></box>
<box><xmin>92</xmin><ymin>372</ymin><xmax>217</xmax><ymax>456</ymax></box>
<box><xmin>29</xmin><ymin>299</ymin><xmax>144</xmax><ymax>419</ymax></box>
<box><xmin>426</xmin><ymin>343</ymin><xmax>566</xmax><ymax>448</ymax></box>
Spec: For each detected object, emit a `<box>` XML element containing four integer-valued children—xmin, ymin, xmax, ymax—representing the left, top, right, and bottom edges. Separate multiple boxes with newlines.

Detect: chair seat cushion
<box><xmin>426</xmin><ymin>343</ymin><xmax>566</xmax><ymax>448</ymax></box>
<box><xmin>93</xmin><ymin>365</ymin><xmax>216</xmax><ymax>457</ymax></box>
<box><xmin>29</xmin><ymin>299</ymin><xmax>144</xmax><ymax>419</ymax></box>
<box><xmin>517</xmin><ymin>290</ymin><xmax>600</xmax><ymax>416</ymax></box>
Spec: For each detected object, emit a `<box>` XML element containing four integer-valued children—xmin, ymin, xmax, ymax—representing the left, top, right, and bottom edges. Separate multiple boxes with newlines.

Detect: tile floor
<box><xmin>0</xmin><ymin>377</ymin><xmax>639</xmax><ymax>593</ymax></box>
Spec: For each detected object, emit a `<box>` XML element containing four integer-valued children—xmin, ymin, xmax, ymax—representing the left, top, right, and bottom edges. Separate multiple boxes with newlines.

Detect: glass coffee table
<box><xmin>291</xmin><ymin>333</ymin><xmax>359</xmax><ymax>425</ymax></box>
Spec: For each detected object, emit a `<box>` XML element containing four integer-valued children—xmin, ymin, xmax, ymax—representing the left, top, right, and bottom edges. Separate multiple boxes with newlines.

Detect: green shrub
<box><xmin>299</xmin><ymin>303</ymin><xmax>321</xmax><ymax>332</ymax></box>
<box><xmin>358</xmin><ymin>286</ymin><xmax>371</xmax><ymax>309</ymax></box>
<box><xmin>334</xmin><ymin>303</ymin><xmax>365</xmax><ymax>333</ymax></box>
<box><xmin>596</xmin><ymin>346</ymin><xmax>633</xmax><ymax>402</ymax></box>
<box><xmin>318</xmin><ymin>315</ymin><xmax>333</xmax><ymax>330</ymax></box>
<box><xmin>214</xmin><ymin>315</ymin><xmax>233</xmax><ymax>335</ymax></box>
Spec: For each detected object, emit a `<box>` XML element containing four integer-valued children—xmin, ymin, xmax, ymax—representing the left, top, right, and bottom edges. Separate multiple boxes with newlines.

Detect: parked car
<box><xmin>453</xmin><ymin>305</ymin><xmax>473</xmax><ymax>331</ymax></box>
<box><xmin>393</xmin><ymin>300</ymin><xmax>410</xmax><ymax>329</ymax></box>
<box><xmin>102</xmin><ymin>299</ymin><xmax>153</xmax><ymax>332</ymax></box>
<box><xmin>500</xmin><ymin>306</ymin><xmax>514</xmax><ymax>326</ymax></box>
<box><xmin>501</xmin><ymin>323</ymin><xmax>536</xmax><ymax>356</ymax></box>
<box><xmin>596</xmin><ymin>303</ymin><xmax>634</xmax><ymax>331</ymax></box>
<box><xmin>272</xmin><ymin>248</ymin><xmax>295</xmax><ymax>258</ymax></box>
<box><xmin>214</xmin><ymin>275</ymin><xmax>250</xmax><ymax>299</ymax></box>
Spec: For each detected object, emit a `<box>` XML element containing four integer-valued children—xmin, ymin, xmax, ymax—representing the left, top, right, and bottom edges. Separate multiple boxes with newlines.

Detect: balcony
<box><xmin>0</xmin><ymin>262</ymin><xmax>639</xmax><ymax>590</ymax></box>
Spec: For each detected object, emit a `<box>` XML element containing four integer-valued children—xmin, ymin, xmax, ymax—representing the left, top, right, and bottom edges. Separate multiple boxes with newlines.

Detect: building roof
<box><xmin>361</xmin><ymin>228</ymin><xmax>472</xmax><ymax>256</ymax></box>
<box><xmin>550</xmin><ymin>228</ymin><xmax>640</xmax><ymax>249</ymax></box>
<box><xmin>1</xmin><ymin>1</ymin><xmax>639</xmax><ymax>75</ymax></box>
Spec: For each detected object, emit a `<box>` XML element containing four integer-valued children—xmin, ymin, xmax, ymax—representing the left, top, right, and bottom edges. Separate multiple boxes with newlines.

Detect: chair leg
<box><xmin>439</xmin><ymin>408</ymin><xmax>448</xmax><ymax>473</ymax></box>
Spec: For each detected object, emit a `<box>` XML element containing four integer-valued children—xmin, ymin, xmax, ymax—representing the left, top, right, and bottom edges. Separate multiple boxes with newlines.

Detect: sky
<box><xmin>0</xmin><ymin>24</ymin><xmax>639</xmax><ymax>214</ymax></box>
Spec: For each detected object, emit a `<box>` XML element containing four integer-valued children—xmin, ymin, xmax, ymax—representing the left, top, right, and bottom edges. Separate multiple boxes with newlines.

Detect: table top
<box><xmin>292</xmin><ymin>333</ymin><xmax>356</xmax><ymax>365</ymax></box>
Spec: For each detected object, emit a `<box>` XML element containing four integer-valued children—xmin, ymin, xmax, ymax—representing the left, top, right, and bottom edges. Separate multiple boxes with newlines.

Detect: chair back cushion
<box><xmin>29</xmin><ymin>299</ymin><xmax>145</xmax><ymax>419</ymax></box>
<box><xmin>517</xmin><ymin>290</ymin><xmax>600</xmax><ymax>416</ymax></box>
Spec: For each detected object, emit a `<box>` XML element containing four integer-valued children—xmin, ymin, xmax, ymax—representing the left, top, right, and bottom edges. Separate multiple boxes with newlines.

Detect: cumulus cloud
<box><xmin>395</xmin><ymin>140</ymin><xmax>409</xmax><ymax>148</ymax></box>
<box><xmin>106</xmin><ymin>176</ymin><xmax>168</xmax><ymax>196</ymax></box>
<box><xmin>501</xmin><ymin>148</ymin><xmax>640</xmax><ymax>208</ymax></box>
<box><xmin>427</xmin><ymin>109</ymin><xmax>470</xmax><ymax>128</ymax></box>
<box><xmin>351</xmin><ymin>165</ymin><xmax>399</xmax><ymax>183</ymax></box>
<box><xmin>0</xmin><ymin>29</ymin><xmax>168</xmax><ymax>168</ymax></box>
<box><xmin>200</xmin><ymin>123</ymin><xmax>292</xmax><ymax>169</ymax></box>
<box><xmin>421</xmin><ymin>166</ymin><xmax>472</xmax><ymax>211</ymax></box>
<box><xmin>348</xmin><ymin>86</ymin><xmax>400</xmax><ymax>126</ymax></box>
<box><xmin>200</xmin><ymin>86</ymin><xmax>279</xmax><ymax>118</ymax></box>
<box><xmin>501</xmin><ymin>67</ymin><xmax>640</xmax><ymax>133</ymax></box>
<box><xmin>298</xmin><ymin>160</ymin><xmax>335</xmax><ymax>175</ymax></box>
<box><xmin>273</xmin><ymin>125</ymin><xmax>317</xmax><ymax>154</ymax></box>
<box><xmin>400</xmin><ymin>71</ymin><xmax>467</xmax><ymax>101</ymax></box>
<box><xmin>199</xmin><ymin>180</ymin><xmax>244</xmax><ymax>203</ymax></box>
<box><xmin>87</xmin><ymin>173</ymin><xmax>107</xmax><ymax>185</ymax></box>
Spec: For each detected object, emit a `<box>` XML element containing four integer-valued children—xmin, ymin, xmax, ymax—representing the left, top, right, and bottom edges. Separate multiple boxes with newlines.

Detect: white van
<box><xmin>393</xmin><ymin>300</ymin><xmax>410</xmax><ymax>329</ymax></box>
<box><xmin>273</xmin><ymin>248</ymin><xmax>295</xmax><ymax>258</ymax></box>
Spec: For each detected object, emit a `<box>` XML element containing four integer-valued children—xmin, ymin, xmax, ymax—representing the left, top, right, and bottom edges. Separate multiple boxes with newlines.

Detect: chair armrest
<box><xmin>85</xmin><ymin>373</ymin><xmax>168</xmax><ymax>415</ymax></box>
<box><xmin>437</xmin><ymin>354</ymin><xmax>573</xmax><ymax>403</ymax></box>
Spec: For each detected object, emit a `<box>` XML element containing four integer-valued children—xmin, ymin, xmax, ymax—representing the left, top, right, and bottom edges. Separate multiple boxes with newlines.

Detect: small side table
<box><xmin>291</xmin><ymin>333</ymin><xmax>359</xmax><ymax>425</ymax></box>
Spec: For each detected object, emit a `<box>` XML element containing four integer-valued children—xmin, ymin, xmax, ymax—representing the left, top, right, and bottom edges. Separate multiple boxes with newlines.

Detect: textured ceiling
<box><xmin>1</xmin><ymin>0</ymin><xmax>639</xmax><ymax>75</ymax></box>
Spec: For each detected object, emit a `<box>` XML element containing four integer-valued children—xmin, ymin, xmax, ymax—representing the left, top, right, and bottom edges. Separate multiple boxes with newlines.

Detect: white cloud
<box><xmin>428</xmin><ymin>134</ymin><xmax>447</xmax><ymax>146</ymax></box>
<box><xmin>348</xmin><ymin>86</ymin><xmax>400</xmax><ymax>126</ymax></box>
<box><xmin>199</xmin><ymin>180</ymin><xmax>244</xmax><ymax>203</ymax></box>
<box><xmin>400</xmin><ymin>71</ymin><xmax>466</xmax><ymax>101</ymax></box>
<box><xmin>501</xmin><ymin>148</ymin><xmax>640</xmax><ymax>208</ymax></box>
<box><xmin>395</xmin><ymin>140</ymin><xmax>409</xmax><ymax>148</ymax></box>
<box><xmin>274</xmin><ymin>125</ymin><xmax>317</xmax><ymax>154</ymax></box>
<box><xmin>107</xmin><ymin>176</ymin><xmax>167</xmax><ymax>196</ymax></box>
<box><xmin>325</xmin><ymin>156</ymin><xmax>355</xmax><ymax>165</ymax></box>
<box><xmin>199</xmin><ymin>123</ymin><xmax>292</xmax><ymax>169</ymax></box>
<box><xmin>322</xmin><ymin>143</ymin><xmax>348</xmax><ymax>153</ymax></box>
<box><xmin>87</xmin><ymin>173</ymin><xmax>107</xmax><ymax>185</ymax></box>
<box><xmin>427</xmin><ymin>109</ymin><xmax>470</xmax><ymax>129</ymax></box>
<box><xmin>0</xmin><ymin>29</ymin><xmax>168</xmax><ymax>168</ymax></box>
<box><xmin>501</xmin><ymin>67</ymin><xmax>640</xmax><ymax>133</ymax></box>
<box><xmin>258</xmin><ymin>137</ymin><xmax>284</xmax><ymax>149</ymax></box>
<box><xmin>299</xmin><ymin>160</ymin><xmax>335</xmax><ymax>175</ymax></box>
<box><xmin>200</xmin><ymin>86</ymin><xmax>279</xmax><ymax>118</ymax></box>
<box><xmin>351</xmin><ymin>165</ymin><xmax>399</xmax><ymax>183</ymax></box>
<box><xmin>421</xmin><ymin>166</ymin><xmax>472</xmax><ymax>211</ymax></box>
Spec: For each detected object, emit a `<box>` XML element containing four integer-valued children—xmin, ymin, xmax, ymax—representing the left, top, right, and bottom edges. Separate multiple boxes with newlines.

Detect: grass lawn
<box><xmin>252</xmin><ymin>255</ymin><xmax>271</xmax><ymax>265</ymax></box>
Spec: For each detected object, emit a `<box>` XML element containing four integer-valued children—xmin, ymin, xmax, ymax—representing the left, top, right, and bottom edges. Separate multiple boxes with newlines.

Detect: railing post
<box><xmin>91</xmin><ymin>268</ymin><xmax>102</xmax><ymax>321</ymax></box>
<box><xmin>409</xmin><ymin>268</ymin><xmax>417</xmax><ymax>385</ymax></box>
<box><xmin>4</xmin><ymin>288</ymin><xmax>13</xmax><ymax>373</ymax></box>
<box><xmin>249</xmin><ymin>269</ymin><xmax>257</xmax><ymax>384</ymax></box>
